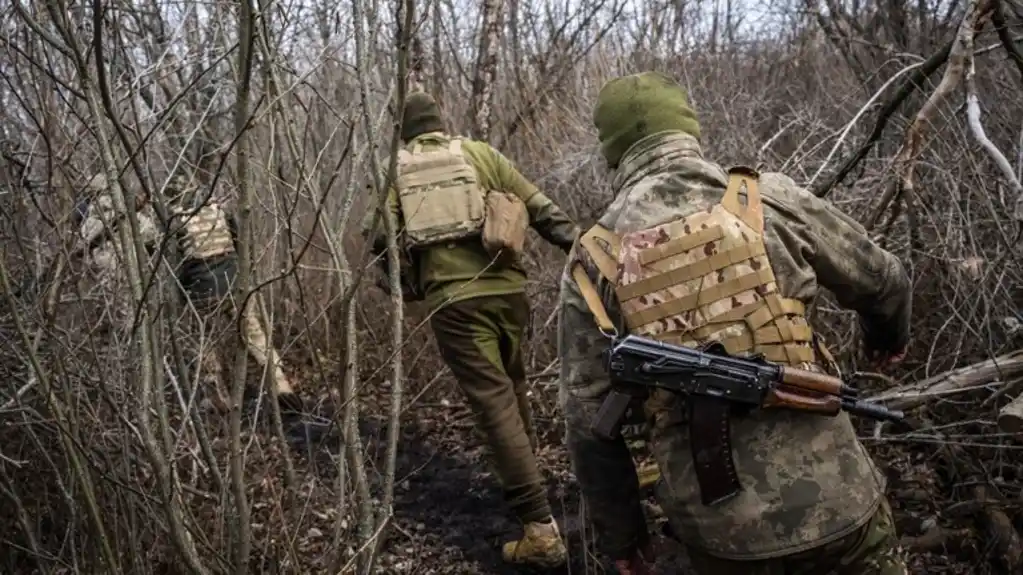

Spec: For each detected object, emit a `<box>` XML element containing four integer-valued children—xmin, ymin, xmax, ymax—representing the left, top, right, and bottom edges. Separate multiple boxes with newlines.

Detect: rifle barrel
<box><xmin>841</xmin><ymin>398</ymin><xmax>904</xmax><ymax>423</ymax></box>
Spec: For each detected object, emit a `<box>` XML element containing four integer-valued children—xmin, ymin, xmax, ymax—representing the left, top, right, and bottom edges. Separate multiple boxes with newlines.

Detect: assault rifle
<box><xmin>592</xmin><ymin>334</ymin><xmax>904</xmax><ymax>507</ymax></box>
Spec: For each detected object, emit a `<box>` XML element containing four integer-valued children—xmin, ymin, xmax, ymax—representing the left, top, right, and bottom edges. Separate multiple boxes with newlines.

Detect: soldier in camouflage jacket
<box><xmin>558</xmin><ymin>72</ymin><xmax>911</xmax><ymax>574</ymax></box>
<box><xmin>74</xmin><ymin>173</ymin><xmax>161</xmax><ymax>326</ymax></box>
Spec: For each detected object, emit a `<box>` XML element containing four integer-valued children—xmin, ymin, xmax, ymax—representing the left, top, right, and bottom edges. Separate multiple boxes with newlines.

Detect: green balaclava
<box><xmin>593</xmin><ymin>71</ymin><xmax>702</xmax><ymax>169</ymax></box>
<box><xmin>401</xmin><ymin>92</ymin><xmax>445</xmax><ymax>142</ymax></box>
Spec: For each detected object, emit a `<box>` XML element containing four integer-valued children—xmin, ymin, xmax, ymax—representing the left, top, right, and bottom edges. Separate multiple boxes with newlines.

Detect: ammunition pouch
<box><xmin>481</xmin><ymin>190</ymin><xmax>529</xmax><ymax>267</ymax></box>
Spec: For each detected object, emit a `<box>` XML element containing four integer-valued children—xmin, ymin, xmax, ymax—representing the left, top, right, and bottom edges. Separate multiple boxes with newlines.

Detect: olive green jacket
<box><xmin>363</xmin><ymin>132</ymin><xmax>579</xmax><ymax>311</ymax></box>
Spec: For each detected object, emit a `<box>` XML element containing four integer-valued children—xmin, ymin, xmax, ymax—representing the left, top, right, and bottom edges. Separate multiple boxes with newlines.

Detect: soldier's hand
<box><xmin>868</xmin><ymin>346</ymin><xmax>907</xmax><ymax>368</ymax></box>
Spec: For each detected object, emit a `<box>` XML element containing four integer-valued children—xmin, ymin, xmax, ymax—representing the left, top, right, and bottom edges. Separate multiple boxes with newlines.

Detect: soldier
<box><xmin>363</xmin><ymin>92</ymin><xmax>579</xmax><ymax>568</ymax></box>
<box><xmin>166</xmin><ymin>177</ymin><xmax>302</xmax><ymax>415</ymax></box>
<box><xmin>73</xmin><ymin>173</ymin><xmax>161</xmax><ymax>325</ymax></box>
<box><xmin>558</xmin><ymin>72</ymin><xmax>912</xmax><ymax>575</ymax></box>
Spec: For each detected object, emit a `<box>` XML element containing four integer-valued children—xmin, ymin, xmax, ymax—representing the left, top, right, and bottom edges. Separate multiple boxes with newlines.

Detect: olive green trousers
<box><xmin>430</xmin><ymin>293</ymin><xmax>552</xmax><ymax>523</ymax></box>
<box><xmin>686</xmin><ymin>499</ymin><xmax>907</xmax><ymax>575</ymax></box>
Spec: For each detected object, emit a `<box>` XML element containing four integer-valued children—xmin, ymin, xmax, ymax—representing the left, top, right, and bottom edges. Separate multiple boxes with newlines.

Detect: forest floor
<box><xmin>267</xmin><ymin>378</ymin><xmax>994</xmax><ymax>575</ymax></box>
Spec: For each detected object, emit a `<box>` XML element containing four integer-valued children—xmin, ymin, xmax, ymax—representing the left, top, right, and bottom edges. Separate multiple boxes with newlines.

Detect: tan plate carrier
<box><xmin>396</xmin><ymin>138</ymin><xmax>486</xmax><ymax>248</ymax></box>
<box><xmin>177</xmin><ymin>202</ymin><xmax>234</xmax><ymax>261</ymax></box>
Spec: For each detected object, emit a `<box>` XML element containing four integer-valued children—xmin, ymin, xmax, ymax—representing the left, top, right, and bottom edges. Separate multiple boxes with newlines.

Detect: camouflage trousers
<box><xmin>685</xmin><ymin>499</ymin><xmax>907</xmax><ymax>575</ymax></box>
<box><xmin>191</xmin><ymin>291</ymin><xmax>295</xmax><ymax>412</ymax></box>
<box><xmin>429</xmin><ymin>293</ymin><xmax>552</xmax><ymax>524</ymax></box>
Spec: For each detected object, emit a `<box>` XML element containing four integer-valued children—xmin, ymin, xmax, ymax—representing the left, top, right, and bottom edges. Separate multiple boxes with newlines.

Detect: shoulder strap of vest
<box><xmin>578</xmin><ymin>224</ymin><xmax>621</xmax><ymax>283</ymax></box>
<box><xmin>571</xmin><ymin>262</ymin><xmax>616</xmax><ymax>334</ymax></box>
<box><xmin>720</xmin><ymin>165</ymin><xmax>764</xmax><ymax>234</ymax></box>
<box><xmin>571</xmin><ymin>224</ymin><xmax>622</xmax><ymax>334</ymax></box>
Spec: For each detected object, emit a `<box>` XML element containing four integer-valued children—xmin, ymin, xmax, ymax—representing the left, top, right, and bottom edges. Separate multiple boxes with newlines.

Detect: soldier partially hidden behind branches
<box><xmin>164</xmin><ymin>175</ymin><xmax>304</xmax><ymax>416</ymax></box>
<box><xmin>72</xmin><ymin>173</ymin><xmax>160</xmax><ymax>327</ymax></box>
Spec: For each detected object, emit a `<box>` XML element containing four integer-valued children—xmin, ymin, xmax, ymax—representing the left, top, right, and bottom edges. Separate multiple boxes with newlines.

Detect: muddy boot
<box><xmin>501</xmin><ymin>518</ymin><xmax>568</xmax><ymax>569</ymax></box>
<box><xmin>637</xmin><ymin>461</ymin><xmax>660</xmax><ymax>490</ymax></box>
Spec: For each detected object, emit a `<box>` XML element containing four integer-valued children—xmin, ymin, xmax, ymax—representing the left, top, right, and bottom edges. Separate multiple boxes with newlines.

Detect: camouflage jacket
<box><xmin>557</xmin><ymin>132</ymin><xmax>911</xmax><ymax>561</ymax></box>
<box><xmin>78</xmin><ymin>188</ymin><xmax>161</xmax><ymax>280</ymax></box>
<box><xmin>364</xmin><ymin>132</ymin><xmax>579</xmax><ymax>312</ymax></box>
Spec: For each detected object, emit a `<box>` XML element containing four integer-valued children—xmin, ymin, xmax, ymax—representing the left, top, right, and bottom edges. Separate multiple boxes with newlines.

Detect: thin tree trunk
<box><xmin>471</xmin><ymin>0</ymin><xmax>504</xmax><ymax>140</ymax></box>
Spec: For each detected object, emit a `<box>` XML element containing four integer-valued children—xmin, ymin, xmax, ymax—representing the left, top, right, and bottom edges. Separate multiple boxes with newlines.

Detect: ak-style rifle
<box><xmin>592</xmin><ymin>334</ymin><xmax>904</xmax><ymax>506</ymax></box>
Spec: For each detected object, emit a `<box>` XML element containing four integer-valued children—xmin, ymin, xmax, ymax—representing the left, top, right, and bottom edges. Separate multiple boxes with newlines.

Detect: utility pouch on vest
<box><xmin>570</xmin><ymin>166</ymin><xmax>827</xmax><ymax>506</ymax></box>
<box><xmin>481</xmin><ymin>190</ymin><xmax>529</xmax><ymax>267</ymax></box>
<box><xmin>396</xmin><ymin>139</ymin><xmax>485</xmax><ymax>248</ymax></box>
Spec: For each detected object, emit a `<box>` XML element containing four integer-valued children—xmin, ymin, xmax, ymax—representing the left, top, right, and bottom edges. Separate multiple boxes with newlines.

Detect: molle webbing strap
<box><xmin>624</xmin><ymin>267</ymin><xmax>776</xmax><ymax>329</ymax></box>
<box><xmin>617</xmin><ymin>239</ymin><xmax>768</xmax><ymax>302</ymax></box>
<box><xmin>665</xmin><ymin>333</ymin><xmax>815</xmax><ymax>364</ymax></box>
<box><xmin>578</xmin><ymin>225</ymin><xmax>621</xmax><ymax>283</ymax></box>
<box><xmin>397</xmin><ymin>139</ymin><xmax>476</xmax><ymax>189</ymax></box>
<box><xmin>638</xmin><ymin>225</ymin><xmax>725</xmax><ymax>266</ymax></box>
<box><xmin>571</xmin><ymin>227</ymin><xmax>621</xmax><ymax>334</ymax></box>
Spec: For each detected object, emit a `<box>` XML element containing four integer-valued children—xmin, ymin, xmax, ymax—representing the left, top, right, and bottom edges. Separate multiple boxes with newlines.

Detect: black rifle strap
<box><xmin>687</xmin><ymin>395</ymin><xmax>742</xmax><ymax>506</ymax></box>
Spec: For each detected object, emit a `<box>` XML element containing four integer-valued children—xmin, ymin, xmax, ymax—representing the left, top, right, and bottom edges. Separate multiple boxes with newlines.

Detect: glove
<box><xmin>867</xmin><ymin>345</ymin><xmax>907</xmax><ymax>368</ymax></box>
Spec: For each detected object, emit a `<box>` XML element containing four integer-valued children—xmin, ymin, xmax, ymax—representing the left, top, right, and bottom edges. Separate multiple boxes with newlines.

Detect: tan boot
<box><xmin>501</xmin><ymin>518</ymin><xmax>568</xmax><ymax>568</ymax></box>
<box><xmin>637</xmin><ymin>461</ymin><xmax>660</xmax><ymax>490</ymax></box>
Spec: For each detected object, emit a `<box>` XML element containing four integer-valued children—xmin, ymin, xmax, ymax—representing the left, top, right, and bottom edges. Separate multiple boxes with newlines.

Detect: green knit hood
<box><xmin>593</xmin><ymin>72</ymin><xmax>702</xmax><ymax>169</ymax></box>
<box><xmin>402</xmin><ymin>92</ymin><xmax>445</xmax><ymax>142</ymax></box>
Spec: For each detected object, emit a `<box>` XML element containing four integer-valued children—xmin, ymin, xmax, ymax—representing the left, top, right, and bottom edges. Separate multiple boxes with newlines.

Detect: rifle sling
<box><xmin>688</xmin><ymin>395</ymin><xmax>742</xmax><ymax>506</ymax></box>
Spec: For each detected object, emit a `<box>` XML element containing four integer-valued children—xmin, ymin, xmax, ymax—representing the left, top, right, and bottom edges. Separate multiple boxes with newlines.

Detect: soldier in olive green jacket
<box><xmin>364</xmin><ymin>92</ymin><xmax>579</xmax><ymax>569</ymax></box>
<box><xmin>559</xmin><ymin>72</ymin><xmax>911</xmax><ymax>575</ymax></box>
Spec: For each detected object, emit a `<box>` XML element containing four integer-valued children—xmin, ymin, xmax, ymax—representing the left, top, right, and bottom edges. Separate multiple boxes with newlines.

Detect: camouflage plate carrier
<box><xmin>572</xmin><ymin>166</ymin><xmax>828</xmax><ymax>369</ymax></box>
<box><xmin>396</xmin><ymin>138</ymin><xmax>486</xmax><ymax>248</ymax></box>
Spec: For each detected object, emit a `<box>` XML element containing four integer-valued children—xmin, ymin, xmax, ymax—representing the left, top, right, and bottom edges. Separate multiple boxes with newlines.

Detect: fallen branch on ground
<box><xmin>997</xmin><ymin>392</ymin><xmax>1023</xmax><ymax>432</ymax></box>
<box><xmin>868</xmin><ymin>350</ymin><xmax>1023</xmax><ymax>412</ymax></box>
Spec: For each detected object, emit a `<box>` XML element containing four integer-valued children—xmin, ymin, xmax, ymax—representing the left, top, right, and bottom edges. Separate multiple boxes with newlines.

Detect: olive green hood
<box><xmin>401</xmin><ymin>92</ymin><xmax>445</xmax><ymax>142</ymax></box>
<box><xmin>593</xmin><ymin>72</ymin><xmax>702</xmax><ymax>169</ymax></box>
